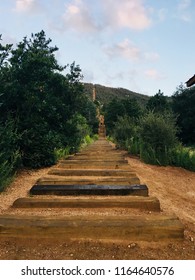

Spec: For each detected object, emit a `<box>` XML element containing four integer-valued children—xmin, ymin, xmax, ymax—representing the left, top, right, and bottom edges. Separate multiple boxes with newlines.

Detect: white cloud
<box><xmin>145</xmin><ymin>69</ymin><xmax>166</xmax><ymax>80</ymax></box>
<box><xmin>157</xmin><ymin>8</ymin><xmax>167</xmax><ymax>22</ymax></box>
<box><xmin>103</xmin><ymin>39</ymin><xmax>159</xmax><ymax>63</ymax></box>
<box><xmin>102</xmin><ymin>0</ymin><xmax>151</xmax><ymax>30</ymax></box>
<box><xmin>104</xmin><ymin>39</ymin><xmax>141</xmax><ymax>61</ymax></box>
<box><xmin>144</xmin><ymin>52</ymin><xmax>160</xmax><ymax>61</ymax></box>
<box><xmin>178</xmin><ymin>0</ymin><xmax>191</xmax><ymax>11</ymax></box>
<box><xmin>56</xmin><ymin>0</ymin><xmax>152</xmax><ymax>34</ymax></box>
<box><xmin>14</xmin><ymin>0</ymin><xmax>41</xmax><ymax>13</ymax></box>
<box><xmin>177</xmin><ymin>0</ymin><xmax>192</xmax><ymax>22</ymax></box>
<box><xmin>179</xmin><ymin>14</ymin><xmax>191</xmax><ymax>22</ymax></box>
<box><xmin>62</xmin><ymin>0</ymin><xmax>100</xmax><ymax>33</ymax></box>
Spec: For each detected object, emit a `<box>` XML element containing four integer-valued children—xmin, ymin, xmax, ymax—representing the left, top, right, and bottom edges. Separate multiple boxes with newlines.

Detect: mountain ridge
<box><xmin>83</xmin><ymin>83</ymin><xmax>150</xmax><ymax>106</ymax></box>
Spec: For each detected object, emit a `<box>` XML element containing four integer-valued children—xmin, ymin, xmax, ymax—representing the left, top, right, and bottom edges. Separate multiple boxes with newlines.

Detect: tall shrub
<box><xmin>113</xmin><ymin>115</ymin><xmax>137</xmax><ymax>149</ymax></box>
<box><xmin>139</xmin><ymin>112</ymin><xmax>178</xmax><ymax>165</ymax></box>
<box><xmin>0</xmin><ymin>120</ymin><xmax>21</xmax><ymax>191</ymax></box>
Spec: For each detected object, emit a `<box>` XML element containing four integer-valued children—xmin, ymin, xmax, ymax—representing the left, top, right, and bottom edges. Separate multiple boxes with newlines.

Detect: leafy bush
<box><xmin>113</xmin><ymin>115</ymin><xmax>136</xmax><ymax>149</ymax></box>
<box><xmin>170</xmin><ymin>145</ymin><xmax>195</xmax><ymax>171</ymax></box>
<box><xmin>139</xmin><ymin>112</ymin><xmax>178</xmax><ymax>165</ymax></box>
<box><xmin>0</xmin><ymin>120</ymin><xmax>21</xmax><ymax>191</ymax></box>
<box><xmin>54</xmin><ymin>146</ymin><xmax>71</xmax><ymax>161</ymax></box>
<box><xmin>21</xmin><ymin>127</ymin><xmax>59</xmax><ymax>168</ymax></box>
<box><xmin>126</xmin><ymin>137</ymin><xmax>140</xmax><ymax>155</ymax></box>
<box><xmin>64</xmin><ymin>114</ymin><xmax>91</xmax><ymax>153</ymax></box>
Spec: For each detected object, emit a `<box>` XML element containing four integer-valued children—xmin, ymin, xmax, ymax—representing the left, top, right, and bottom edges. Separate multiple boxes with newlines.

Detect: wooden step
<box><xmin>57</xmin><ymin>163</ymin><xmax>131</xmax><ymax>170</ymax></box>
<box><xmin>12</xmin><ymin>196</ymin><xmax>160</xmax><ymax>211</ymax></box>
<box><xmin>36</xmin><ymin>176</ymin><xmax>141</xmax><ymax>186</ymax></box>
<box><xmin>75</xmin><ymin>151</ymin><xmax>127</xmax><ymax>156</ymax></box>
<box><xmin>0</xmin><ymin>214</ymin><xmax>184</xmax><ymax>241</ymax></box>
<box><xmin>29</xmin><ymin>184</ymin><xmax>148</xmax><ymax>196</ymax></box>
<box><xmin>82</xmin><ymin>147</ymin><xmax>114</xmax><ymax>151</ymax></box>
<box><xmin>48</xmin><ymin>169</ymin><xmax>136</xmax><ymax>177</ymax></box>
<box><xmin>59</xmin><ymin>159</ymin><xmax>128</xmax><ymax>164</ymax></box>
<box><xmin>67</xmin><ymin>155</ymin><xmax>125</xmax><ymax>160</ymax></box>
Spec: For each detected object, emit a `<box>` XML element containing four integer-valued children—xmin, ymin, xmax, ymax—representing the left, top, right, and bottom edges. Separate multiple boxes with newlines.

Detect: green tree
<box><xmin>122</xmin><ymin>98</ymin><xmax>142</xmax><ymax>119</ymax></box>
<box><xmin>104</xmin><ymin>98</ymin><xmax>125</xmax><ymax>134</ymax></box>
<box><xmin>0</xmin><ymin>31</ymin><xmax>91</xmax><ymax>168</ymax></box>
<box><xmin>78</xmin><ymin>95</ymin><xmax>99</xmax><ymax>134</ymax></box>
<box><xmin>172</xmin><ymin>84</ymin><xmax>195</xmax><ymax>145</ymax></box>
<box><xmin>146</xmin><ymin>90</ymin><xmax>170</xmax><ymax>113</ymax></box>
<box><xmin>104</xmin><ymin>97</ymin><xmax>142</xmax><ymax>135</ymax></box>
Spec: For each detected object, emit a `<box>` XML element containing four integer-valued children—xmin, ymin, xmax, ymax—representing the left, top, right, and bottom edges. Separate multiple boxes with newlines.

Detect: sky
<box><xmin>0</xmin><ymin>0</ymin><xmax>195</xmax><ymax>97</ymax></box>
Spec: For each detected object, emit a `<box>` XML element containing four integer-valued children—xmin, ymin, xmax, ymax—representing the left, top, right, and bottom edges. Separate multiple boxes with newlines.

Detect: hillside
<box><xmin>84</xmin><ymin>83</ymin><xmax>150</xmax><ymax>106</ymax></box>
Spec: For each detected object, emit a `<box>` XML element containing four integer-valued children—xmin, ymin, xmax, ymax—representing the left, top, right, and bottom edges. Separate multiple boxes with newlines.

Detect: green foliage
<box><xmin>77</xmin><ymin>94</ymin><xmax>99</xmax><ymax>134</ymax></box>
<box><xmin>126</xmin><ymin>137</ymin><xmax>140</xmax><ymax>155</ymax></box>
<box><xmin>106</xmin><ymin>136</ymin><xmax>115</xmax><ymax>142</ymax></box>
<box><xmin>93</xmin><ymin>134</ymin><xmax>99</xmax><ymax>141</ymax></box>
<box><xmin>64</xmin><ymin>114</ymin><xmax>91</xmax><ymax>153</ymax></box>
<box><xmin>80</xmin><ymin>134</ymin><xmax>94</xmax><ymax>150</ymax></box>
<box><xmin>0</xmin><ymin>30</ymin><xmax>96</xmax><ymax>174</ymax></box>
<box><xmin>113</xmin><ymin>115</ymin><xmax>136</xmax><ymax>149</ymax></box>
<box><xmin>54</xmin><ymin>146</ymin><xmax>71</xmax><ymax>161</ymax></box>
<box><xmin>0</xmin><ymin>119</ymin><xmax>21</xmax><ymax>191</ymax></box>
<box><xmin>104</xmin><ymin>98</ymin><xmax>125</xmax><ymax>133</ymax></box>
<box><xmin>139</xmin><ymin>112</ymin><xmax>178</xmax><ymax>165</ymax></box>
<box><xmin>170</xmin><ymin>145</ymin><xmax>195</xmax><ymax>171</ymax></box>
<box><xmin>21</xmin><ymin>125</ymin><xmax>59</xmax><ymax>168</ymax></box>
<box><xmin>172</xmin><ymin>84</ymin><xmax>195</xmax><ymax>145</ymax></box>
<box><xmin>109</xmin><ymin>106</ymin><xmax>195</xmax><ymax>171</ymax></box>
<box><xmin>146</xmin><ymin>90</ymin><xmax>171</xmax><ymax>113</ymax></box>
<box><xmin>104</xmin><ymin>97</ymin><xmax>142</xmax><ymax>134</ymax></box>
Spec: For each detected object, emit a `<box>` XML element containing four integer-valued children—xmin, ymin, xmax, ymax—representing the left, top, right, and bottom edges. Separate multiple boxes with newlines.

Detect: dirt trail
<box><xmin>0</xmin><ymin>155</ymin><xmax>195</xmax><ymax>260</ymax></box>
<box><xmin>127</xmin><ymin>157</ymin><xmax>195</xmax><ymax>232</ymax></box>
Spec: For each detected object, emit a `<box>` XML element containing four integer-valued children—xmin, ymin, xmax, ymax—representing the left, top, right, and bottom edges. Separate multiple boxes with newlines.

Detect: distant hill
<box><xmin>83</xmin><ymin>83</ymin><xmax>150</xmax><ymax>107</ymax></box>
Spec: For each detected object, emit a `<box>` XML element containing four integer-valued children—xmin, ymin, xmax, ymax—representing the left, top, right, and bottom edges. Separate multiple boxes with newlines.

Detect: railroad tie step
<box><xmin>35</xmin><ymin>177</ymin><xmax>141</xmax><ymax>186</ymax></box>
<box><xmin>59</xmin><ymin>160</ymin><xmax>129</xmax><ymax>164</ymax></box>
<box><xmin>47</xmin><ymin>169</ymin><xmax>137</xmax><ymax>177</ymax></box>
<box><xmin>74</xmin><ymin>151</ymin><xmax>128</xmax><ymax>156</ymax></box>
<box><xmin>12</xmin><ymin>196</ymin><xmax>160</xmax><ymax>211</ymax></box>
<box><xmin>0</xmin><ymin>214</ymin><xmax>184</xmax><ymax>241</ymax></box>
<box><xmin>67</xmin><ymin>156</ymin><xmax>125</xmax><ymax>160</ymax></box>
<box><xmin>57</xmin><ymin>164</ymin><xmax>132</xmax><ymax>170</ymax></box>
<box><xmin>29</xmin><ymin>184</ymin><xmax>148</xmax><ymax>196</ymax></box>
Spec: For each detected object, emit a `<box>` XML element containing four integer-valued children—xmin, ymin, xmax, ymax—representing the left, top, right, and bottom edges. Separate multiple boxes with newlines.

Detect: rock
<box><xmin>128</xmin><ymin>243</ymin><xmax>137</xmax><ymax>248</ymax></box>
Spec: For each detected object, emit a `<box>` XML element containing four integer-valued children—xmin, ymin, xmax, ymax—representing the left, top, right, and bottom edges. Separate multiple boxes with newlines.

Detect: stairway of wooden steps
<box><xmin>0</xmin><ymin>137</ymin><xmax>184</xmax><ymax>242</ymax></box>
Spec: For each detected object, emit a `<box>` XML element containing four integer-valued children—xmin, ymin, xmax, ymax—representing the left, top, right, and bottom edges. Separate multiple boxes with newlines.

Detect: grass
<box><xmin>111</xmin><ymin>135</ymin><xmax>195</xmax><ymax>172</ymax></box>
<box><xmin>54</xmin><ymin>146</ymin><xmax>71</xmax><ymax>161</ymax></box>
<box><xmin>170</xmin><ymin>145</ymin><xmax>195</xmax><ymax>172</ymax></box>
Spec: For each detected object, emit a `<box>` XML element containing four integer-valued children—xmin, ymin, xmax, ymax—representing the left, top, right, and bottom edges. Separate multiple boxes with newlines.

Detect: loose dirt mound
<box><xmin>0</xmin><ymin>157</ymin><xmax>194</xmax><ymax>260</ymax></box>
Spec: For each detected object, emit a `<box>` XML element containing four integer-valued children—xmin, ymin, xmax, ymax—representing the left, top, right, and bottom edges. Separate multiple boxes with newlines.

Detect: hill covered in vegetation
<box><xmin>83</xmin><ymin>83</ymin><xmax>150</xmax><ymax>106</ymax></box>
